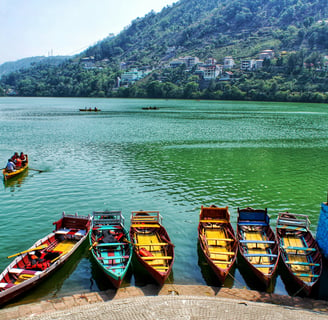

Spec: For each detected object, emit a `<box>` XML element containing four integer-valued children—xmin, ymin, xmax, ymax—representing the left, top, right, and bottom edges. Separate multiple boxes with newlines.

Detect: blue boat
<box><xmin>89</xmin><ymin>210</ymin><xmax>132</xmax><ymax>288</ymax></box>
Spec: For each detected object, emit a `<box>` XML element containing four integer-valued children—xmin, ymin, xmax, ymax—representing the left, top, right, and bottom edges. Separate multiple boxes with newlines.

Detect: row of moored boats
<box><xmin>0</xmin><ymin>206</ymin><xmax>322</xmax><ymax>306</ymax></box>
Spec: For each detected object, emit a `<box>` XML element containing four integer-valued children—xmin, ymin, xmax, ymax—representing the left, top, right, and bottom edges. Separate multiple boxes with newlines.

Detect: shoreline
<box><xmin>1</xmin><ymin>284</ymin><xmax>328</xmax><ymax>319</ymax></box>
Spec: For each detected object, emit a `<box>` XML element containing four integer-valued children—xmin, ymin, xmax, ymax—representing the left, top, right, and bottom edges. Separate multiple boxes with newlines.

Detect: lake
<box><xmin>0</xmin><ymin>97</ymin><xmax>328</xmax><ymax>306</ymax></box>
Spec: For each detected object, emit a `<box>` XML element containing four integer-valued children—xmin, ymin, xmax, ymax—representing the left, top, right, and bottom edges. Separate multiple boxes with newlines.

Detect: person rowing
<box><xmin>5</xmin><ymin>158</ymin><xmax>16</xmax><ymax>172</ymax></box>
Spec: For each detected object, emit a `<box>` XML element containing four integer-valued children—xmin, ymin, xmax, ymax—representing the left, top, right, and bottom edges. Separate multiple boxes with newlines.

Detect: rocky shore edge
<box><xmin>1</xmin><ymin>284</ymin><xmax>328</xmax><ymax>319</ymax></box>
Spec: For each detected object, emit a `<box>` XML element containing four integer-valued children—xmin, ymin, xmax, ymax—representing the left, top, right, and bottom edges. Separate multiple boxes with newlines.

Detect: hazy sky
<box><xmin>0</xmin><ymin>0</ymin><xmax>176</xmax><ymax>64</ymax></box>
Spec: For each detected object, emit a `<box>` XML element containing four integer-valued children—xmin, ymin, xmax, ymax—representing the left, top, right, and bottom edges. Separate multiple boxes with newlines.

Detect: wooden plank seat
<box><xmin>285</xmin><ymin>261</ymin><xmax>320</xmax><ymax>266</ymax></box>
<box><xmin>277</xmin><ymin>225</ymin><xmax>307</xmax><ymax>232</ymax></box>
<box><xmin>106</xmin><ymin>265</ymin><xmax>126</xmax><ymax>270</ymax></box>
<box><xmin>9</xmin><ymin>268</ymin><xmax>41</xmax><ymax>275</ymax></box>
<box><xmin>141</xmin><ymin>256</ymin><xmax>172</xmax><ymax>260</ymax></box>
<box><xmin>293</xmin><ymin>273</ymin><xmax>319</xmax><ymax>278</ymax></box>
<box><xmin>130</xmin><ymin>224</ymin><xmax>160</xmax><ymax>228</ymax></box>
<box><xmin>284</xmin><ymin>246</ymin><xmax>316</xmax><ymax>251</ymax></box>
<box><xmin>199</xmin><ymin>219</ymin><xmax>228</xmax><ymax>223</ymax></box>
<box><xmin>205</xmin><ymin>238</ymin><xmax>234</xmax><ymax>242</ymax></box>
<box><xmin>134</xmin><ymin>243</ymin><xmax>168</xmax><ymax>246</ymax></box>
<box><xmin>96</xmin><ymin>243</ymin><xmax>126</xmax><ymax>247</ymax></box>
<box><xmin>238</xmin><ymin>222</ymin><xmax>268</xmax><ymax>226</ymax></box>
<box><xmin>95</xmin><ymin>226</ymin><xmax>119</xmax><ymax>230</ymax></box>
<box><xmin>278</xmin><ymin>219</ymin><xmax>307</xmax><ymax>226</ymax></box>
<box><xmin>98</xmin><ymin>255</ymin><xmax>129</xmax><ymax>260</ymax></box>
<box><xmin>239</xmin><ymin>240</ymin><xmax>275</xmax><ymax>244</ymax></box>
<box><xmin>252</xmin><ymin>264</ymin><xmax>275</xmax><ymax>268</ymax></box>
<box><xmin>244</xmin><ymin>253</ymin><xmax>278</xmax><ymax>258</ymax></box>
<box><xmin>210</xmin><ymin>251</ymin><xmax>235</xmax><ymax>256</ymax></box>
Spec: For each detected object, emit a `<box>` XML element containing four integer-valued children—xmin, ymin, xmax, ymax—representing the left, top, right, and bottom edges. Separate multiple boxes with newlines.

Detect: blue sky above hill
<box><xmin>0</xmin><ymin>0</ymin><xmax>176</xmax><ymax>64</ymax></box>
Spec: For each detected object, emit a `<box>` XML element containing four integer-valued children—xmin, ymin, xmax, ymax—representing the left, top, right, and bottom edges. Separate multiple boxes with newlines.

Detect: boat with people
<box><xmin>198</xmin><ymin>205</ymin><xmax>238</xmax><ymax>283</ymax></box>
<box><xmin>129</xmin><ymin>210</ymin><xmax>174</xmax><ymax>285</ymax></box>
<box><xmin>89</xmin><ymin>210</ymin><xmax>132</xmax><ymax>288</ymax></box>
<box><xmin>276</xmin><ymin>212</ymin><xmax>322</xmax><ymax>296</ymax></box>
<box><xmin>0</xmin><ymin>212</ymin><xmax>91</xmax><ymax>306</ymax></box>
<box><xmin>2</xmin><ymin>153</ymin><xmax>28</xmax><ymax>181</ymax></box>
<box><xmin>237</xmin><ymin>207</ymin><xmax>280</xmax><ymax>289</ymax></box>
<box><xmin>79</xmin><ymin>107</ymin><xmax>101</xmax><ymax>112</ymax></box>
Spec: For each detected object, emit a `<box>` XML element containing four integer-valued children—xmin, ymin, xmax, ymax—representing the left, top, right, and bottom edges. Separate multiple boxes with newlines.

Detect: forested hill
<box><xmin>1</xmin><ymin>0</ymin><xmax>328</xmax><ymax>102</ymax></box>
<box><xmin>84</xmin><ymin>0</ymin><xmax>328</xmax><ymax>64</ymax></box>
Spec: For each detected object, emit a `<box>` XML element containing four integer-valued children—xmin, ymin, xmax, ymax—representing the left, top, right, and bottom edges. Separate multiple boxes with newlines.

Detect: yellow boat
<box><xmin>3</xmin><ymin>158</ymin><xmax>29</xmax><ymax>181</ymax></box>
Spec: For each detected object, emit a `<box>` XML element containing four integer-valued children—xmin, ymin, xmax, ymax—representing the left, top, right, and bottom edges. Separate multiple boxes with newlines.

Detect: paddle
<box><xmin>7</xmin><ymin>244</ymin><xmax>48</xmax><ymax>259</ymax></box>
<box><xmin>89</xmin><ymin>241</ymin><xmax>98</xmax><ymax>251</ymax></box>
<box><xmin>29</xmin><ymin>168</ymin><xmax>45</xmax><ymax>173</ymax></box>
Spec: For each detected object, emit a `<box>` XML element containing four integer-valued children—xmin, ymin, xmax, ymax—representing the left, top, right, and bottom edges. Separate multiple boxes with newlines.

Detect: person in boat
<box><xmin>19</xmin><ymin>152</ymin><xmax>27</xmax><ymax>166</ymax></box>
<box><xmin>5</xmin><ymin>158</ymin><xmax>16</xmax><ymax>172</ymax></box>
<box><xmin>11</xmin><ymin>152</ymin><xmax>19</xmax><ymax>161</ymax></box>
<box><xmin>14</xmin><ymin>156</ymin><xmax>22</xmax><ymax>168</ymax></box>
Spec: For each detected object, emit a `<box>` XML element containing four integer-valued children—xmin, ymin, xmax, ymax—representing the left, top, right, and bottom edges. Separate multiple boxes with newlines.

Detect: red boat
<box><xmin>198</xmin><ymin>205</ymin><xmax>238</xmax><ymax>283</ymax></box>
<box><xmin>0</xmin><ymin>213</ymin><xmax>91</xmax><ymax>306</ymax></box>
<box><xmin>129</xmin><ymin>211</ymin><xmax>174</xmax><ymax>285</ymax></box>
<box><xmin>276</xmin><ymin>212</ymin><xmax>322</xmax><ymax>296</ymax></box>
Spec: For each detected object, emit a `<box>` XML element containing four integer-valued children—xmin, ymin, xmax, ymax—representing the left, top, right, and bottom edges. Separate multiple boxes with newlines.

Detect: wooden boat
<box><xmin>2</xmin><ymin>156</ymin><xmax>28</xmax><ymax>181</ymax></box>
<box><xmin>79</xmin><ymin>108</ymin><xmax>101</xmax><ymax>112</ymax></box>
<box><xmin>89</xmin><ymin>210</ymin><xmax>132</xmax><ymax>288</ymax></box>
<box><xmin>276</xmin><ymin>212</ymin><xmax>322</xmax><ymax>296</ymax></box>
<box><xmin>0</xmin><ymin>212</ymin><xmax>91</xmax><ymax>306</ymax></box>
<box><xmin>129</xmin><ymin>210</ymin><xmax>174</xmax><ymax>285</ymax></box>
<box><xmin>237</xmin><ymin>207</ymin><xmax>280</xmax><ymax>288</ymax></box>
<box><xmin>198</xmin><ymin>205</ymin><xmax>238</xmax><ymax>283</ymax></box>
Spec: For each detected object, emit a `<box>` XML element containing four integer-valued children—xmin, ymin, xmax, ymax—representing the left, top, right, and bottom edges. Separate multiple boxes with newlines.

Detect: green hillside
<box><xmin>1</xmin><ymin>0</ymin><xmax>328</xmax><ymax>102</ymax></box>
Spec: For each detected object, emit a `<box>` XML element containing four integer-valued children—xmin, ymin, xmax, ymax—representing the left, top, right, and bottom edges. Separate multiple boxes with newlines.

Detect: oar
<box><xmin>29</xmin><ymin>168</ymin><xmax>45</xmax><ymax>173</ymax></box>
<box><xmin>7</xmin><ymin>244</ymin><xmax>48</xmax><ymax>259</ymax></box>
<box><xmin>89</xmin><ymin>241</ymin><xmax>98</xmax><ymax>251</ymax></box>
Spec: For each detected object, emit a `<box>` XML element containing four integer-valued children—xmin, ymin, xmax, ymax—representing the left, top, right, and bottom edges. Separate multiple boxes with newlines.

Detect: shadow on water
<box><xmin>236</xmin><ymin>252</ymin><xmax>276</xmax><ymax>294</ymax></box>
<box><xmin>3</xmin><ymin>241</ymin><xmax>89</xmax><ymax>309</ymax></box>
<box><xmin>278</xmin><ymin>259</ymin><xmax>322</xmax><ymax>299</ymax></box>
<box><xmin>197</xmin><ymin>242</ymin><xmax>235</xmax><ymax>288</ymax></box>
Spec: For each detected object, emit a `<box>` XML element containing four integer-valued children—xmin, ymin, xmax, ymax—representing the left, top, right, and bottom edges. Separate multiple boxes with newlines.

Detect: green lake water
<box><xmin>0</xmin><ymin>97</ymin><xmax>328</xmax><ymax>306</ymax></box>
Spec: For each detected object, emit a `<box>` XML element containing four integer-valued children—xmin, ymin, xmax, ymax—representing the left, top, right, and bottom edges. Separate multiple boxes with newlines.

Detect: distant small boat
<box><xmin>79</xmin><ymin>108</ymin><xmax>101</xmax><ymax>112</ymax></box>
<box><xmin>237</xmin><ymin>207</ymin><xmax>279</xmax><ymax>288</ymax></box>
<box><xmin>276</xmin><ymin>212</ymin><xmax>322</xmax><ymax>296</ymax></box>
<box><xmin>130</xmin><ymin>210</ymin><xmax>174</xmax><ymax>285</ymax></box>
<box><xmin>198</xmin><ymin>205</ymin><xmax>238</xmax><ymax>283</ymax></box>
<box><xmin>2</xmin><ymin>155</ymin><xmax>29</xmax><ymax>181</ymax></box>
<box><xmin>89</xmin><ymin>210</ymin><xmax>132</xmax><ymax>288</ymax></box>
<box><xmin>0</xmin><ymin>212</ymin><xmax>91</xmax><ymax>306</ymax></box>
<box><xmin>142</xmin><ymin>106</ymin><xmax>159</xmax><ymax>110</ymax></box>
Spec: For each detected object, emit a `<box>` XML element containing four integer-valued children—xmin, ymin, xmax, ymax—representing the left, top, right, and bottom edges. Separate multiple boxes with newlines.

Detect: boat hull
<box><xmin>198</xmin><ymin>205</ymin><xmax>237</xmax><ymax>284</ymax></box>
<box><xmin>237</xmin><ymin>207</ymin><xmax>279</xmax><ymax>289</ymax></box>
<box><xmin>3</xmin><ymin>162</ymin><xmax>28</xmax><ymax>181</ymax></box>
<box><xmin>89</xmin><ymin>211</ymin><xmax>132</xmax><ymax>289</ymax></box>
<box><xmin>0</xmin><ymin>213</ymin><xmax>91</xmax><ymax>306</ymax></box>
<box><xmin>276</xmin><ymin>212</ymin><xmax>322</xmax><ymax>296</ymax></box>
<box><xmin>130</xmin><ymin>211</ymin><xmax>174</xmax><ymax>286</ymax></box>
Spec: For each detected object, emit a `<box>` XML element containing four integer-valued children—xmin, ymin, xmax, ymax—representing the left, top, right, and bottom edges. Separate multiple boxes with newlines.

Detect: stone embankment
<box><xmin>1</xmin><ymin>285</ymin><xmax>328</xmax><ymax>319</ymax></box>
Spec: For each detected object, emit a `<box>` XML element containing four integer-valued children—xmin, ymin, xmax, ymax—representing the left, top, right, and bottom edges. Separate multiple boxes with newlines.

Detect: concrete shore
<box><xmin>1</xmin><ymin>285</ymin><xmax>328</xmax><ymax>319</ymax></box>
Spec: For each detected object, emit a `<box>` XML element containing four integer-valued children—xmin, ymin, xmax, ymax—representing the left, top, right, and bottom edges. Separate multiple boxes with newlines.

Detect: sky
<box><xmin>0</xmin><ymin>0</ymin><xmax>176</xmax><ymax>65</ymax></box>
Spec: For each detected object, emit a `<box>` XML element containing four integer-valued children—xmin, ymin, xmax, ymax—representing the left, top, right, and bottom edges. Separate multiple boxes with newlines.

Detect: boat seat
<box><xmin>131</xmin><ymin>224</ymin><xmax>160</xmax><ymax>228</ymax></box>
<box><xmin>210</xmin><ymin>251</ymin><xmax>235</xmax><ymax>256</ymax></box>
<box><xmin>283</xmin><ymin>246</ymin><xmax>316</xmax><ymax>251</ymax></box>
<box><xmin>252</xmin><ymin>264</ymin><xmax>275</xmax><ymax>268</ymax></box>
<box><xmin>206</xmin><ymin>238</ymin><xmax>234</xmax><ymax>242</ymax></box>
<box><xmin>277</xmin><ymin>225</ymin><xmax>307</xmax><ymax>232</ymax></box>
<box><xmin>239</xmin><ymin>240</ymin><xmax>275</xmax><ymax>244</ymax></box>
<box><xmin>9</xmin><ymin>268</ymin><xmax>42</xmax><ymax>275</ymax></box>
<box><xmin>285</xmin><ymin>261</ymin><xmax>320</xmax><ymax>266</ymax></box>
<box><xmin>134</xmin><ymin>243</ymin><xmax>168</xmax><ymax>246</ymax></box>
<box><xmin>106</xmin><ymin>265</ymin><xmax>126</xmax><ymax>270</ymax></box>
<box><xmin>141</xmin><ymin>256</ymin><xmax>172</xmax><ymax>260</ymax></box>
<box><xmin>244</xmin><ymin>253</ymin><xmax>277</xmax><ymax>258</ymax></box>
<box><xmin>238</xmin><ymin>222</ymin><xmax>267</xmax><ymax>226</ymax></box>
<box><xmin>293</xmin><ymin>273</ymin><xmax>319</xmax><ymax>278</ymax></box>
<box><xmin>96</xmin><ymin>243</ymin><xmax>126</xmax><ymax>247</ymax></box>
<box><xmin>199</xmin><ymin>219</ymin><xmax>228</xmax><ymax>223</ymax></box>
